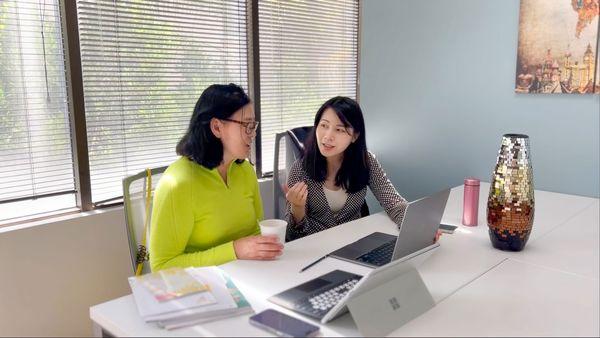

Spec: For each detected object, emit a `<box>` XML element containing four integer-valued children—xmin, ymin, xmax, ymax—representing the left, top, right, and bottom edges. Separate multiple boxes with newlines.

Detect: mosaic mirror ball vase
<box><xmin>487</xmin><ymin>134</ymin><xmax>535</xmax><ymax>251</ymax></box>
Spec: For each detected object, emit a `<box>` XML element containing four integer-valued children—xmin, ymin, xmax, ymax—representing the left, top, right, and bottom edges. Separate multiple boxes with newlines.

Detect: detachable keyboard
<box><xmin>355</xmin><ymin>239</ymin><xmax>397</xmax><ymax>266</ymax></box>
<box><xmin>293</xmin><ymin>277</ymin><xmax>360</xmax><ymax>319</ymax></box>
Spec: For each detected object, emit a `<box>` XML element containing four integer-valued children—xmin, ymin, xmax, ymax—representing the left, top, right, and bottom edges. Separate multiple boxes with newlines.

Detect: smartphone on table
<box><xmin>439</xmin><ymin>223</ymin><xmax>458</xmax><ymax>234</ymax></box>
<box><xmin>249</xmin><ymin>309</ymin><xmax>320</xmax><ymax>337</ymax></box>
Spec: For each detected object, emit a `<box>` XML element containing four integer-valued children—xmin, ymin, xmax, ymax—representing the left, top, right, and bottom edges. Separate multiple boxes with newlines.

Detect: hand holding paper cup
<box><xmin>259</xmin><ymin>219</ymin><xmax>287</xmax><ymax>244</ymax></box>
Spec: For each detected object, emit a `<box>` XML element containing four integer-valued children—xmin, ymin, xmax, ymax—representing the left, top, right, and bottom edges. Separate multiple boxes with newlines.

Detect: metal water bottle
<box><xmin>462</xmin><ymin>178</ymin><xmax>480</xmax><ymax>226</ymax></box>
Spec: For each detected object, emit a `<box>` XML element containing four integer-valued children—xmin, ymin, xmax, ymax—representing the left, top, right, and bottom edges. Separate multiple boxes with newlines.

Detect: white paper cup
<box><xmin>259</xmin><ymin>219</ymin><xmax>287</xmax><ymax>244</ymax></box>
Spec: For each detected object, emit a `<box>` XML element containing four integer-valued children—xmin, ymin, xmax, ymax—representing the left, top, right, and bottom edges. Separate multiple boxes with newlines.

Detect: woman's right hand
<box><xmin>286</xmin><ymin>181</ymin><xmax>308</xmax><ymax>208</ymax></box>
<box><xmin>233</xmin><ymin>235</ymin><xmax>283</xmax><ymax>260</ymax></box>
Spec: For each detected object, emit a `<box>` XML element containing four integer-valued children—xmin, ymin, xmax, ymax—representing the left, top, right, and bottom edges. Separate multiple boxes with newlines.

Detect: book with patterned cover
<box><xmin>218</xmin><ymin>269</ymin><xmax>251</xmax><ymax>310</ymax></box>
<box><xmin>136</xmin><ymin>267</ymin><xmax>210</xmax><ymax>302</ymax></box>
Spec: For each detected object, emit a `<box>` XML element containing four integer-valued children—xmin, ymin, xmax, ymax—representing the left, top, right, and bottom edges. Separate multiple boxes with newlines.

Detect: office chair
<box><xmin>122</xmin><ymin>166</ymin><xmax>167</xmax><ymax>275</ymax></box>
<box><xmin>272</xmin><ymin>126</ymin><xmax>369</xmax><ymax>221</ymax></box>
<box><xmin>273</xmin><ymin>126</ymin><xmax>313</xmax><ymax>220</ymax></box>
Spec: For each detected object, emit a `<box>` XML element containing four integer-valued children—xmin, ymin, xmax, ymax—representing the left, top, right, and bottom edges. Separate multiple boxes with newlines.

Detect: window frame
<box><xmin>0</xmin><ymin>0</ymin><xmax>360</xmax><ymax>226</ymax></box>
<box><xmin>62</xmin><ymin>0</ymin><xmax>93</xmax><ymax>211</ymax></box>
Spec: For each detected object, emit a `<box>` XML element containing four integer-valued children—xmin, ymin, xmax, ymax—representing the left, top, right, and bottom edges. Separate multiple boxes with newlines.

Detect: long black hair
<box><xmin>302</xmin><ymin>96</ymin><xmax>370</xmax><ymax>193</ymax></box>
<box><xmin>176</xmin><ymin>83</ymin><xmax>250</xmax><ymax>169</ymax></box>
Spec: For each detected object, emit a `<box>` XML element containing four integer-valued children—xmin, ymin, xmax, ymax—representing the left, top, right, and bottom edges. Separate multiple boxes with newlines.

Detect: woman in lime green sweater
<box><xmin>149</xmin><ymin>84</ymin><xmax>283</xmax><ymax>271</ymax></box>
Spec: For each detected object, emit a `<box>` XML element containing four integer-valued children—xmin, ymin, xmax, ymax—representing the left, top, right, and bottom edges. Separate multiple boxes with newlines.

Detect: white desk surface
<box><xmin>394</xmin><ymin>258</ymin><xmax>599</xmax><ymax>337</ymax></box>
<box><xmin>504</xmin><ymin>200</ymin><xmax>599</xmax><ymax>280</ymax></box>
<box><xmin>90</xmin><ymin>183</ymin><xmax>600</xmax><ymax>337</ymax></box>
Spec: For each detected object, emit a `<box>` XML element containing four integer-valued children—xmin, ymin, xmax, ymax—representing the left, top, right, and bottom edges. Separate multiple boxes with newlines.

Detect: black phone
<box><xmin>439</xmin><ymin>223</ymin><xmax>458</xmax><ymax>234</ymax></box>
<box><xmin>249</xmin><ymin>309</ymin><xmax>320</xmax><ymax>337</ymax></box>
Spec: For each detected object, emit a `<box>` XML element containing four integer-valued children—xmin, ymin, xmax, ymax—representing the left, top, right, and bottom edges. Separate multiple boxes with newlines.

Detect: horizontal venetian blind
<box><xmin>258</xmin><ymin>0</ymin><xmax>358</xmax><ymax>174</ymax></box>
<box><xmin>76</xmin><ymin>0</ymin><xmax>248</xmax><ymax>203</ymax></box>
<box><xmin>0</xmin><ymin>1</ymin><xmax>76</xmax><ymax>206</ymax></box>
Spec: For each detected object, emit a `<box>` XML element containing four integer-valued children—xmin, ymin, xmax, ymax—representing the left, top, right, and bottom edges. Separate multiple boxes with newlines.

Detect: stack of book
<box><xmin>128</xmin><ymin>266</ymin><xmax>253</xmax><ymax>330</ymax></box>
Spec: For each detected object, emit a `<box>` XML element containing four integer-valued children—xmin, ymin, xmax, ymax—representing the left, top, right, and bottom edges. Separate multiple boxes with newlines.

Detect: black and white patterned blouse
<box><xmin>285</xmin><ymin>151</ymin><xmax>408</xmax><ymax>241</ymax></box>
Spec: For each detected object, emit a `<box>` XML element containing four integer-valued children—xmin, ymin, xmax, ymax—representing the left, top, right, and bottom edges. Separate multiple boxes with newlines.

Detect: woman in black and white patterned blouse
<box><xmin>285</xmin><ymin>96</ymin><xmax>410</xmax><ymax>241</ymax></box>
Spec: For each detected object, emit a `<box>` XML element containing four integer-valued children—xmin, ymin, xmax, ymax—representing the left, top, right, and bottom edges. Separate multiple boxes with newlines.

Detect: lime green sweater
<box><xmin>149</xmin><ymin>157</ymin><xmax>263</xmax><ymax>271</ymax></box>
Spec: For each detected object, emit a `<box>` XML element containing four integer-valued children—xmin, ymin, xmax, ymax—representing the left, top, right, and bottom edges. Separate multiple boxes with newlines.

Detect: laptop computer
<box><xmin>268</xmin><ymin>243</ymin><xmax>439</xmax><ymax>324</ymax></box>
<box><xmin>329</xmin><ymin>188</ymin><xmax>450</xmax><ymax>268</ymax></box>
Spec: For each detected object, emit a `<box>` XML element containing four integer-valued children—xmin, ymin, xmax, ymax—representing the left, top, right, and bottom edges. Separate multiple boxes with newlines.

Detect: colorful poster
<box><xmin>515</xmin><ymin>0</ymin><xmax>599</xmax><ymax>94</ymax></box>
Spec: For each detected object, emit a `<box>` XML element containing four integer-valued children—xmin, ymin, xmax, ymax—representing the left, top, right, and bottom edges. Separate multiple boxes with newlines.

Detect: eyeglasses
<box><xmin>221</xmin><ymin>118</ymin><xmax>260</xmax><ymax>135</ymax></box>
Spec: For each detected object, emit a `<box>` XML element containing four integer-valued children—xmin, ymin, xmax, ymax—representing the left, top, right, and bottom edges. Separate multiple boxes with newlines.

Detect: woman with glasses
<box><xmin>285</xmin><ymin>97</ymin><xmax>429</xmax><ymax>242</ymax></box>
<box><xmin>150</xmin><ymin>83</ymin><xmax>282</xmax><ymax>271</ymax></box>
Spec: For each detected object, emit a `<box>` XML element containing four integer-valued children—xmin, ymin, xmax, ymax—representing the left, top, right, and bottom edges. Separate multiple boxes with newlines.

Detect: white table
<box><xmin>395</xmin><ymin>258</ymin><xmax>599</xmax><ymax>337</ymax></box>
<box><xmin>90</xmin><ymin>183</ymin><xmax>600</xmax><ymax>337</ymax></box>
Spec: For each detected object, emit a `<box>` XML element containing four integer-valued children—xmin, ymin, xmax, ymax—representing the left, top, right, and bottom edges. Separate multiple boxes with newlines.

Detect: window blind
<box><xmin>76</xmin><ymin>0</ymin><xmax>248</xmax><ymax>203</ymax></box>
<box><xmin>0</xmin><ymin>1</ymin><xmax>75</xmax><ymax>208</ymax></box>
<box><xmin>258</xmin><ymin>0</ymin><xmax>358</xmax><ymax>174</ymax></box>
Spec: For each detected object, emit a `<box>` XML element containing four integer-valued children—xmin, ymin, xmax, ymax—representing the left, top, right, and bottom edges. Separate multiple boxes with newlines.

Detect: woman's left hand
<box><xmin>434</xmin><ymin>229</ymin><xmax>442</xmax><ymax>243</ymax></box>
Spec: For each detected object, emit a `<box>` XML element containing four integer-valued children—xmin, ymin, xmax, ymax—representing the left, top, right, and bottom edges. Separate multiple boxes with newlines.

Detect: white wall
<box><xmin>360</xmin><ymin>0</ymin><xmax>600</xmax><ymax>204</ymax></box>
<box><xmin>0</xmin><ymin>208</ymin><xmax>132</xmax><ymax>336</ymax></box>
<box><xmin>0</xmin><ymin>178</ymin><xmax>274</xmax><ymax>336</ymax></box>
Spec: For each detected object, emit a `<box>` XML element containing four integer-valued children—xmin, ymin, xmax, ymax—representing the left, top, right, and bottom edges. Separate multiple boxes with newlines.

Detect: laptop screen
<box><xmin>394</xmin><ymin>188</ymin><xmax>450</xmax><ymax>259</ymax></box>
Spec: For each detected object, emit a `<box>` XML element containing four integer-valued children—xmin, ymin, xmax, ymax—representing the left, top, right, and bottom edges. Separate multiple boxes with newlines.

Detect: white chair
<box><xmin>122</xmin><ymin>166</ymin><xmax>167</xmax><ymax>275</ymax></box>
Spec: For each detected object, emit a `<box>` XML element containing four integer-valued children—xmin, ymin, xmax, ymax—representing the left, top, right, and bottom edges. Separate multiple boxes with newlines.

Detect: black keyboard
<box><xmin>293</xmin><ymin>277</ymin><xmax>360</xmax><ymax>319</ymax></box>
<box><xmin>355</xmin><ymin>239</ymin><xmax>396</xmax><ymax>266</ymax></box>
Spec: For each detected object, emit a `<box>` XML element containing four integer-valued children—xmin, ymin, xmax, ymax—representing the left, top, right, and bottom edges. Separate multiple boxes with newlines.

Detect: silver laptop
<box><xmin>329</xmin><ymin>188</ymin><xmax>450</xmax><ymax>268</ymax></box>
<box><xmin>268</xmin><ymin>243</ymin><xmax>439</xmax><ymax>325</ymax></box>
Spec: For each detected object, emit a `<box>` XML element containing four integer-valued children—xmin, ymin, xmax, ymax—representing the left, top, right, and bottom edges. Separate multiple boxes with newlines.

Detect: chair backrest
<box><xmin>122</xmin><ymin>166</ymin><xmax>167</xmax><ymax>275</ymax></box>
<box><xmin>273</xmin><ymin>126</ymin><xmax>312</xmax><ymax>219</ymax></box>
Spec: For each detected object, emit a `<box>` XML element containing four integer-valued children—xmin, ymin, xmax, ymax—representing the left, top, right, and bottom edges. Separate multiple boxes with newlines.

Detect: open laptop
<box><xmin>268</xmin><ymin>243</ymin><xmax>438</xmax><ymax>324</ymax></box>
<box><xmin>329</xmin><ymin>188</ymin><xmax>450</xmax><ymax>268</ymax></box>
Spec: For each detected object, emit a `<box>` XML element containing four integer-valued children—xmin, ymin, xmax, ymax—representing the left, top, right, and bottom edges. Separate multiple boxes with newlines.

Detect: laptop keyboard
<box><xmin>294</xmin><ymin>278</ymin><xmax>360</xmax><ymax>318</ymax></box>
<box><xmin>356</xmin><ymin>239</ymin><xmax>397</xmax><ymax>266</ymax></box>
